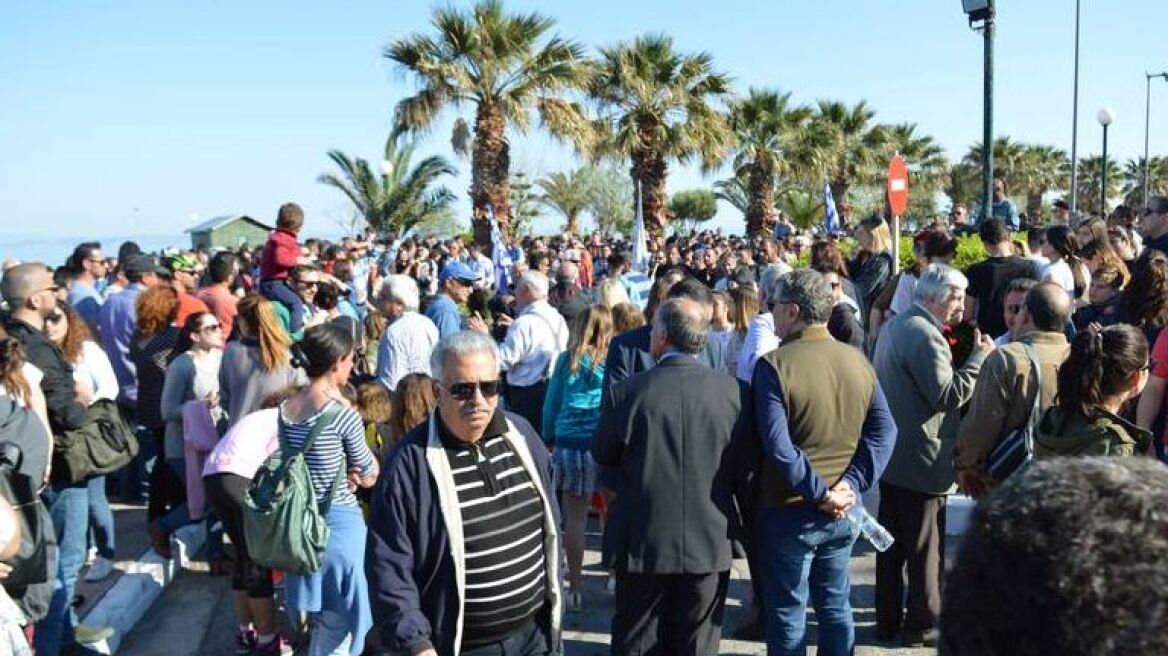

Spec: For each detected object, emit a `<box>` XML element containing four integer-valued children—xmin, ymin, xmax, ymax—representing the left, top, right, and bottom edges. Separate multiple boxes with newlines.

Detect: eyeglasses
<box><xmin>443</xmin><ymin>379</ymin><xmax>502</xmax><ymax>401</ymax></box>
<box><xmin>198</xmin><ymin>323</ymin><xmax>222</xmax><ymax>333</ymax></box>
<box><xmin>297</xmin><ymin>280</ymin><xmax>320</xmax><ymax>289</ymax></box>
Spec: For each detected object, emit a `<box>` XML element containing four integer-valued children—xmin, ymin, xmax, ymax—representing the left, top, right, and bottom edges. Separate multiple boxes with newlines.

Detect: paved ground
<box><xmin>118</xmin><ymin>525</ymin><xmax>935</xmax><ymax>656</ymax></box>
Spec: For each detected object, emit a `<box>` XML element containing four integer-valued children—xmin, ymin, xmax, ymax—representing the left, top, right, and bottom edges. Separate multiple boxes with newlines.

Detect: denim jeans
<box><xmin>307</xmin><ymin>609</ymin><xmax>352</xmax><ymax>656</ymax></box>
<box><xmin>117</xmin><ymin>424</ymin><xmax>157</xmax><ymax>502</ymax></box>
<box><xmin>87</xmin><ymin>475</ymin><xmax>115</xmax><ymax>558</ymax></box>
<box><xmin>35</xmin><ymin>482</ymin><xmax>91</xmax><ymax>655</ymax></box>
<box><xmin>758</xmin><ymin>504</ymin><xmax>859</xmax><ymax>656</ymax></box>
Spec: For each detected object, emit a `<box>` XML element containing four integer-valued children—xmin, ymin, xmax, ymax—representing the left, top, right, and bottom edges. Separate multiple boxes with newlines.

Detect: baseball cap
<box><xmin>123</xmin><ymin>254</ymin><xmax>168</xmax><ymax>277</ymax></box>
<box><xmin>439</xmin><ymin>261</ymin><xmax>481</xmax><ymax>285</ymax></box>
<box><xmin>163</xmin><ymin>253</ymin><xmax>200</xmax><ymax>273</ymax></box>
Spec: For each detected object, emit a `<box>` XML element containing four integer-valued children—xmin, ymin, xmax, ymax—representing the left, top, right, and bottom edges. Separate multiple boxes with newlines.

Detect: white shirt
<box><xmin>376</xmin><ymin>311</ymin><xmax>439</xmax><ymax>392</ymax></box>
<box><xmin>1042</xmin><ymin>259</ymin><xmax>1088</xmax><ymax>300</ymax></box>
<box><xmin>72</xmin><ymin>340</ymin><xmax>119</xmax><ymax>403</ymax></box>
<box><xmin>890</xmin><ymin>273</ymin><xmax>918</xmax><ymax>315</ymax></box>
<box><xmin>498</xmin><ymin>300</ymin><xmax>569</xmax><ymax>387</ymax></box>
<box><xmin>737</xmin><ymin>312</ymin><xmax>780</xmax><ymax>382</ymax></box>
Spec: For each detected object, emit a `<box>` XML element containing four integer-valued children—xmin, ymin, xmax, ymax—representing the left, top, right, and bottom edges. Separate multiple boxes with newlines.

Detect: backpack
<box><xmin>243</xmin><ymin>405</ymin><xmax>342</xmax><ymax>575</ymax></box>
<box><xmin>985</xmin><ymin>343</ymin><xmax>1042</xmax><ymax>481</ymax></box>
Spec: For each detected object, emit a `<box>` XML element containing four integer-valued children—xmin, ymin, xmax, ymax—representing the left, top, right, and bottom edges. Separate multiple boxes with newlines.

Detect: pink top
<box><xmin>1151</xmin><ymin>328</ymin><xmax>1168</xmax><ymax>448</ymax></box>
<box><xmin>203</xmin><ymin>407</ymin><xmax>279</xmax><ymax>479</ymax></box>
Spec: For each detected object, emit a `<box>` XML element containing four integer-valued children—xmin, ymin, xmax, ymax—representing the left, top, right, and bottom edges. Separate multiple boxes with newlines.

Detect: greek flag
<box><xmin>631</xmin><ymin>180</ymin><xmax>649</xmax><ymax>272</ymax></box>
<box><xmin>824</xmin><ymin>181</ymin><xmax>840</xmax><ymax>235</ymax></box>
<box><xmin>488</xmin><ymin>205</ymin><xmax>512</xmax><ymax>291</ymax></box>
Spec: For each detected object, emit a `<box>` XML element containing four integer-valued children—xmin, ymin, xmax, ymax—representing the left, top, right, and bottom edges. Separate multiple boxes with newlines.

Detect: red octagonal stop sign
<box><xmin>888</xmin><ymin>155</ymin><xmax>909</xmax><ymax>216</ymax></box>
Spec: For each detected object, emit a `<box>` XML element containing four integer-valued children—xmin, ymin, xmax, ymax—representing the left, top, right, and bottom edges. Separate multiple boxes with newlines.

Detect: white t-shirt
<box><xmin>72</xmin><ymin>341</ymin><xmax>119</xmax><ymax>404</ymax></box>
<box><xmin>0</xmin><ymin>363</ymin><xmax>42</xmax><ymax>407</ymax></box>
<box><xmin>1043</xmin><ymin>259</ymin><xmax>1075</xmax><ymax>298</ymax></box>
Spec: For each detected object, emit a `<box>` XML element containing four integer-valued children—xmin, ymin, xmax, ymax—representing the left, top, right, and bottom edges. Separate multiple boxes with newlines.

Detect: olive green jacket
<box><xmin>1034</xmin><ymin>406</ymin><xmax>1153</xmax><ymax>458</ymax></box>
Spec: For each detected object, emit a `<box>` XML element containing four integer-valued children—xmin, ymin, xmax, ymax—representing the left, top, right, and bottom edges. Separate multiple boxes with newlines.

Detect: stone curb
<box><xmin>78</xmin><ymin>524</ymin><xmax>206</xmax><ymax>654</ymax></box>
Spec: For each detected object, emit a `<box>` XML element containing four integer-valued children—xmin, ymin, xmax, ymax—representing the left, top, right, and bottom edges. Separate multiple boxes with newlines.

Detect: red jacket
<box><xmin>259</xmin><ymin>228</ymin><xmax>300</xmax><ymax>281</ymax></box>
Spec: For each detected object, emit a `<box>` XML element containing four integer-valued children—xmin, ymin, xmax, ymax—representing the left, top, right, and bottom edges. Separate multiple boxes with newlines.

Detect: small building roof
<box><xmin>184</xmin><ymin>214</ymin><xmax>272</xmax><ymax>234</ymax></box>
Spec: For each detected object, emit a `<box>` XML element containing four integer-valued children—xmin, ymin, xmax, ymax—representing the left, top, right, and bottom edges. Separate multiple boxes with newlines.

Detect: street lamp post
<box><xmin>962</xmin><ymin>0</ymin><xmax>995</xmax><ymax>223</ymax></box>
<box><xmin>1145</xmin><ymin>72</ymin><xmax>1168</xmax><ymax>207</ymax></box>
<box><xmin>1098</xmin><ymin>108</ymin><xmax>1115</xmax><ymax>218</ymax></box>
<box><xmin>1070</xmin><ymin>0</ymin><xmax>1081</xmax><ymax>214</ymax></box>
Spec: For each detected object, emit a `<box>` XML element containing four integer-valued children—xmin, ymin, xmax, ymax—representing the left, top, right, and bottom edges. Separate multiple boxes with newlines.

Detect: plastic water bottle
<box><xmin>848</xmin><ymin>505</ymin><xmax>895</xmax><ymax>552</ymax></box>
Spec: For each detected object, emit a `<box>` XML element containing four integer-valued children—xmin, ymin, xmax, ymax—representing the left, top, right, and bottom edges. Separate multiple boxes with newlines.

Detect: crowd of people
<box><xmin>0</xmin><ymin>192</ymin><xmax>1165</xmax><ymax>655</ymax></box>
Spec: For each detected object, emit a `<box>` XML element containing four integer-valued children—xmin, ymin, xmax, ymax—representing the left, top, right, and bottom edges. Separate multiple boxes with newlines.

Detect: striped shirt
<box><xmin>278</xmin><ymin>401</ymin><xmax>375</xmax><ymax>508</ymax></box>
<box><xmin>620</xmin><ymin>272</ymin><xmax>653</xmax><ymax>310</ymax></box>
<box><xmin>442</xmin><ymin>418</ymin><xmax>546</xmax><ymax>645</ymax></box>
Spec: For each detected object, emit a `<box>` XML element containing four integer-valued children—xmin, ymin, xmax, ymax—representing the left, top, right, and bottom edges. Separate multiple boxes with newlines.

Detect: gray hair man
<box><xmin>736</xmin><ymin>263</ymin><xmax>787</xmax><ymax>382</ymax></box>
<box><xmin>367</xmin><ymin>331</ymin><xmax>563</xmax><ymax>655</ymax></box>
<box><xmin>374</xmin><ymin>274</ymin><xmax>439</xmax><ymax>392</ymax></box>
<box><xmin>871</xmin><ymin>263</ymin><xmax>994</xmax><ymax>646</ymax></box>
<box><xmin>955</xmin><ymin>281</ymin><xmax>1071</xmax><ymax>497</ymax></box>
<box><xmin>751</xmin><ymin>269</ymin><xmax>896</xmax><ymax>653</ymax></box>
<box><xmin>595</xmin><ymin>298</ymin><xmax>752</xmax><ymax>655</ymax></box>
<box><xmin>467</xmin><ymin>270</ymin><xmax>568</xmax><ymax>435</ymax></box>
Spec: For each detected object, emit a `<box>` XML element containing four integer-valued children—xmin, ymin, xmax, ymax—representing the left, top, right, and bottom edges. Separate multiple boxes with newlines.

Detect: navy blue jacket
<box><xmin>365</xmin><ymin>411</ymin><xmax>560</xmax><ymax>656</ymax></box>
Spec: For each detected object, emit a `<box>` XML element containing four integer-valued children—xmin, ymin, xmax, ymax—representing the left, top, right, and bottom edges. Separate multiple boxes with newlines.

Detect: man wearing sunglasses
<box><xmin>1138</xmin><ymin>196</ymin><xmax>1168</xmax><ymax>256</ymax></box>
<box><xmin>594</xmin><ymin>298</ymin><xmax>751</xmax><ymax>656</ymax></box>
<box><xmin>367</xmin><ymin>331</ymin><xmax>563</xmax><ymax>656</ymax></box>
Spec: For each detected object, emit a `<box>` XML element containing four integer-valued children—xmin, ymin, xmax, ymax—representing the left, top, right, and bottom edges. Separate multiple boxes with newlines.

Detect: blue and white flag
<box><xmin>488</xmin><ymin>205</ymin><xmax>512</xmax><ymax>292</ymax></box>
<box><xmin>631</xmin><ymin>181</ymin><xmax>649</xmax><ymax>272</ymax></box>
<box><xmin>824</xmin><ymin>181</ymin><xmax>840</xmax><ymax>235</ymax></box>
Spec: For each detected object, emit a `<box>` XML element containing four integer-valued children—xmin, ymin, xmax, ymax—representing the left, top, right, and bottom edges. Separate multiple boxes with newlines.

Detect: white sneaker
<box><xmin>85</xmin><ymin>547</ymin><xmax>97</xmax><ymax>565</ymax></box>
<box><xmin>83</xmin><ymin>556</ymin><xmax>115</xmax><ymax>582</ymax></box>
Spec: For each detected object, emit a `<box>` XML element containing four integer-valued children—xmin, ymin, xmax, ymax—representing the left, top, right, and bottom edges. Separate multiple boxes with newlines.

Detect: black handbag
<box><xmin>985</xmin><ymin>343</ymin><xmax>1042</xmax><ymax>481</ymax></box>
<box><xmin>0</xmin><ymin>441</ymin><xmax>58</xmax><ymax>623</ymax></box>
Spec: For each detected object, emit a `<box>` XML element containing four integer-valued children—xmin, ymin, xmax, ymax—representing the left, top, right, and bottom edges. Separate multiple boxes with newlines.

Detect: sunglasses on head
<box><xmin>443</xmin><ymin>380</ymin><xmax>502</xmax><ymax>401</ymax></box>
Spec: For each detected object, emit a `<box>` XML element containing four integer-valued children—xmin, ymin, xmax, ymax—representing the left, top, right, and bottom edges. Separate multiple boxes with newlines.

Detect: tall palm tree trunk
<box><xmin>632</xmin><ymin>155</ymin><xmax>669</xmax><ymax>246</ymax></box>
<box><xmin>830</xmin><ymin>177</ymin><xmax>850</xmax><ymax>225</ymax></box>
<box><xmin>745</xmin><ymin>160</ymin><xmax>775</xmax><ymax>237</ymax></box>
<box><xmin>471</xmin><ymin>103</ymin><xmax>511</xmax><ymax>248</ymax></box>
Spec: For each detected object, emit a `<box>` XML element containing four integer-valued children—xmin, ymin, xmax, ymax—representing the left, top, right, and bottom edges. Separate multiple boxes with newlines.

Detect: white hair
<box><xmin>518</xmin><ymin>270</ymin><xmax>549</xmax><ymax>299</ymax></box>
<box><xmin>759</xmin><ymin>264</ymin><xmax>788</xmax><ymax>305</ymax></box>
<box><xmin>430</xmin><ymin>331</ymin><xmax>500</xmax><ymax>382</ymax></box>
<box><xmin>377</xmin><ymin>274</ymin><xmax>420</xmax><ymax>312</ymax></box>
<box><xmin>914</xmin><ymin>263</ymin><xmax>968</xmax><ymax>305</ymax></box>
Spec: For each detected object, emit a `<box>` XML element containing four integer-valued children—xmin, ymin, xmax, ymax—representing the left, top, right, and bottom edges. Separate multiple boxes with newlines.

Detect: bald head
<box><xmin>1</xmin><ymin>262</ymin><xmax>56</xmax><ymax>324</ymax></box>
<box><xmin>651</xmin><ymin>297</ymin><xmax>709</xmax><ymax>357</ymax></box>
<box><xmin>1022</xmin><ymin>281</ymin><xmax>1073</xmax><ymax>333</ymax></box>
<box><xmin>1</xmin><ymin>263</ymin><xmax>52</xmax><ymax>305</ymax></box>
<box><xmin>557</xmin><ymin>261</ymin><xmax>578</xmax><ymax>285</ymax></box>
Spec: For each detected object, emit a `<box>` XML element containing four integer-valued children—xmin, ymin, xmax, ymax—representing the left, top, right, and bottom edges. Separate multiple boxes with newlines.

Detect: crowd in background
<box><xmin>0</xmin><ymin>191</ymin><xmax>1165</xmax><ymax>655</ymax></box>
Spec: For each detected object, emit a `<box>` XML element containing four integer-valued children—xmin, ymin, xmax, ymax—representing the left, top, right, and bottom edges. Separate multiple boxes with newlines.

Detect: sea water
<box><xmin>0</xmin><ymin>234</ymin><xmax>188</xmax><ymax>266</ymax></box>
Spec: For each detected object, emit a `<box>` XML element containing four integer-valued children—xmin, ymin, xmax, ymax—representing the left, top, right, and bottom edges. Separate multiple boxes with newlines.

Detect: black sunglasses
<box><xmin>443</xmin><ymin>380</ymin><xmax>502</xmax><ymax>401</ymax></box>
<box><xmin>46</xmin><ymin>313</ymin><xmax>65</xmax><ymax>324</ymax></box>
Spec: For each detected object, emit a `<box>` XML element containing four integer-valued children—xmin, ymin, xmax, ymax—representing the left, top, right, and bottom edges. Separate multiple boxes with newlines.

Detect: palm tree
<box><xmin>885</xmin><ymin>123</ymin><xmax>948</xmax><ymax>195</ymax></box>
<box><xmin>317</xmin><ymin>137</ymin><xmax>456</xmax><ymax>236</ymax></box>
<box><xmin>1016</xmin><ymin>145</ymin><xmax>1070</xmax><ymax>222</ymax></box>
<box><xmin>385</xmin><ymin>0</ymin><xmax>593</xmax><ymax>245</ymax></box>
<box><xmin>814</xmin><ymin>100</ymin><xmax>888</xmax><ymax>214</ymax></box>
<box><xmin>588</xmin><ymin>34</ymin><xmax>734</xmax><ymax>243</ymax></box>
<box><xmin>1121</xmin><ymin>156</ymin><xmax>1168</xmax><ymax>207</ymax></box>
<box><xmin>726</xmin><ymin>89</ymin><xmax>825</xmax><ymax>236</ymax></box>
<box><xmin>1075</xmin><ymin>155</ymin><xmax>1122</xmax><ymax>218</ymax></box>
<box><xmin>778</xmin><ymin>189</ymin><xmax>825</xmax><ymax>230</ymax></box>
<box><xmin>962</xmin><ymin>136</ymin><xmax>1030</xmax><ymax>215</ymax></box>
<box><xmin>537</xmin><ymin>169</ymin><xmax>592</xmax><ymax>234</ymax></box>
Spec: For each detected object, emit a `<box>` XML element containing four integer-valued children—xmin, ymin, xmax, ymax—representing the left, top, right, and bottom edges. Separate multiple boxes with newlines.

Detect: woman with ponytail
<box><xmin>279</xmin><ymin>321</ymin><xmax>378</xmax><ymax>655</ymax></box>
<box><xmin>1041</xmin><ymin>225</ymin><xmax>1091</xmax><ymax>306</ymax></box>
<box><xmin>1034</xmin><ymin>323</ymin><xmax>1153</xmax><ymax>457</ymax></box>
<box><xmin>219</xmin><ymin>294</ymin><xmax>305</xmax><ymax>428</ymax></box>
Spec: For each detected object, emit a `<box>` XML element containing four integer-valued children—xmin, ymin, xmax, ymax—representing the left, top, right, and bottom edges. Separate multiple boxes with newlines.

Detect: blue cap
<box><xmin>439</xmin><ymin>260</ymin><xmax>481</xmax><ymax>284</ymax></box>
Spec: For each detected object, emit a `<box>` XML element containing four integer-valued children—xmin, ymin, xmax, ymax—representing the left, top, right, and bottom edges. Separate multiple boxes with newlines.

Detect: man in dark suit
<box><xmin>594</xmin><ymin>298</ymin><xmax>752</xmax><ymax>656</ymax></box>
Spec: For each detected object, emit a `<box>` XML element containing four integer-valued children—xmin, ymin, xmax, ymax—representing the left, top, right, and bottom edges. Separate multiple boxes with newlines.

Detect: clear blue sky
<box><xmin>1</xmin><ymin>0</ymin><xmax>1165</xmax><ymax>240</ymax></box>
